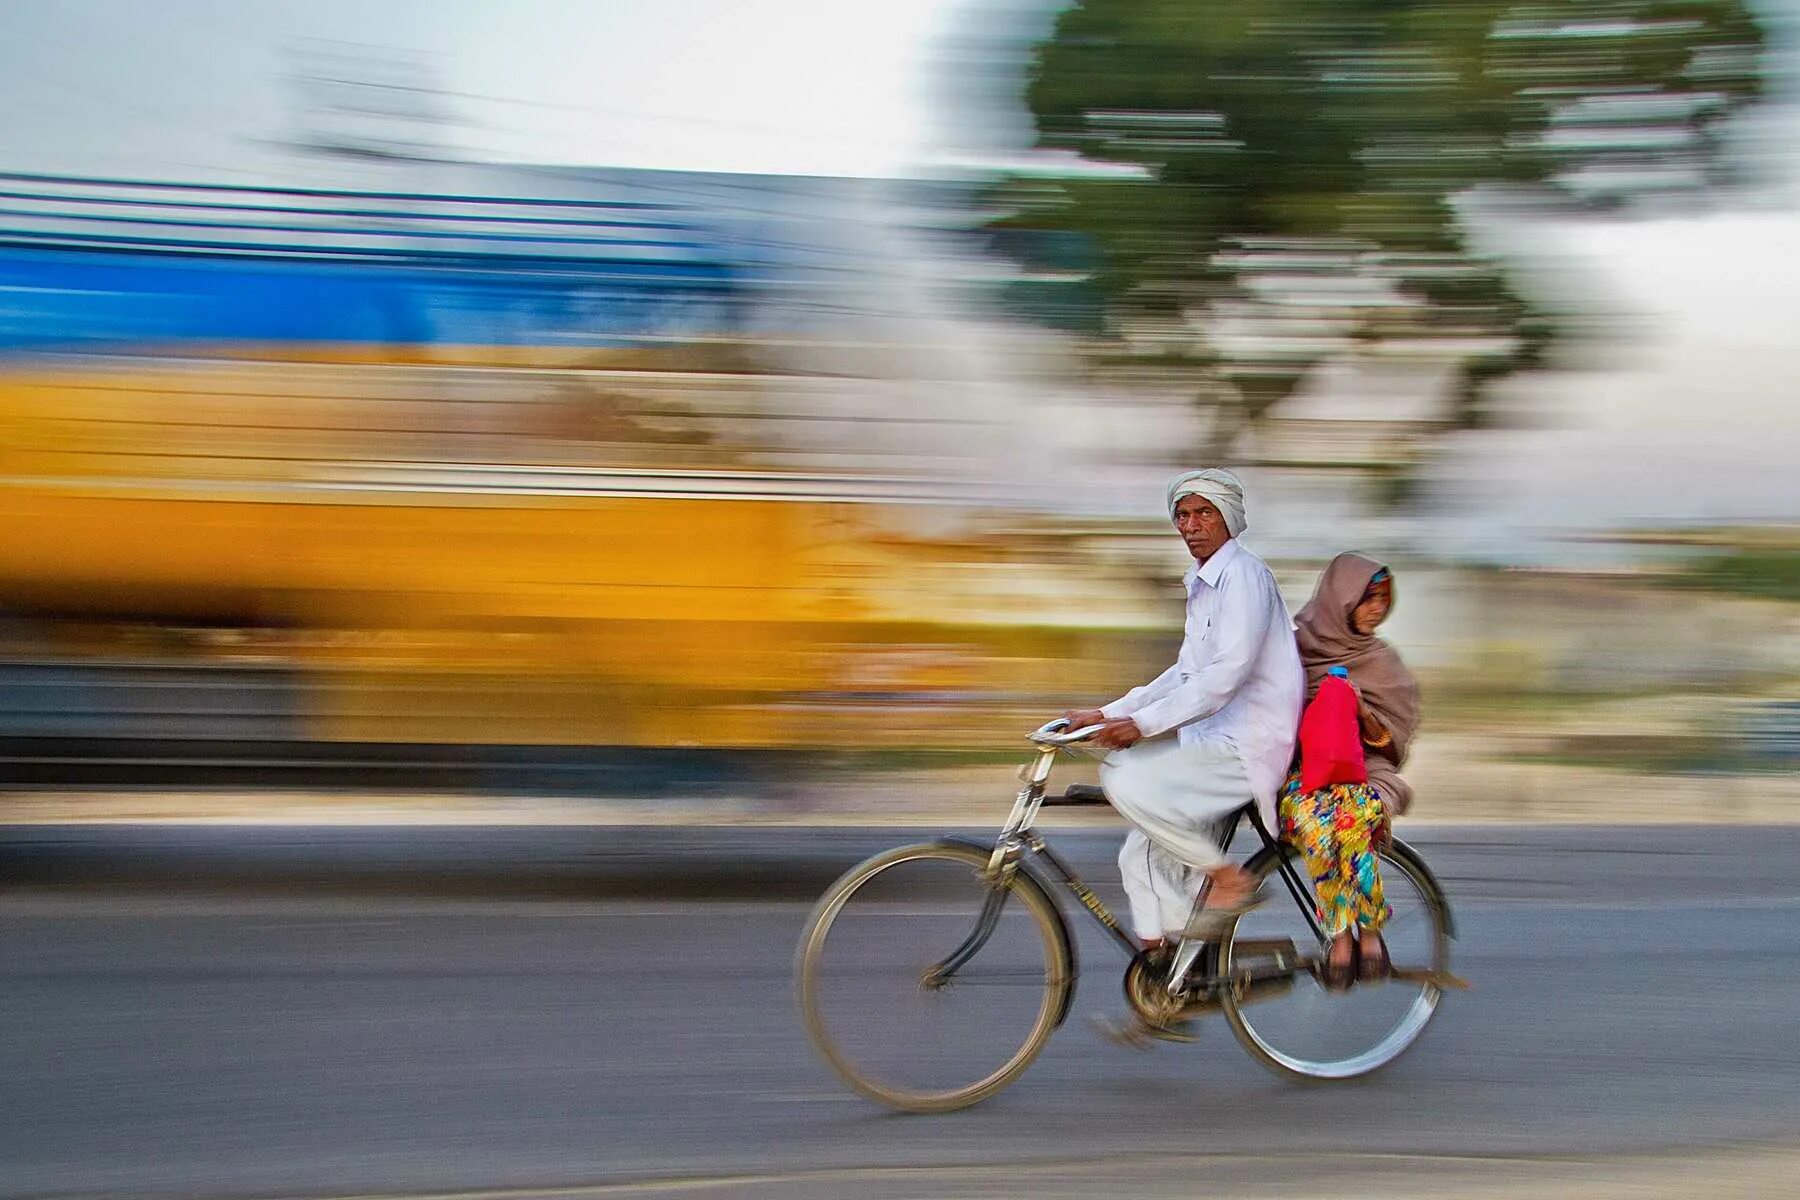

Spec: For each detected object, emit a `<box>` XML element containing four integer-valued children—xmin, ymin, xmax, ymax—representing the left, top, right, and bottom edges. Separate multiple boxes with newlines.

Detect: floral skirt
<box><xmin>1278</xmin><ymin>771</ymin><xmax>1389</xmax><ymax>936</ymax></box>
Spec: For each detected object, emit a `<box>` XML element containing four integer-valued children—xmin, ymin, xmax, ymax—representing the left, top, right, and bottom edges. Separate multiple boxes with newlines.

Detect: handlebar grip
<box><xmin>1028</xmin><ymin>718</ymin><xmax>1105</xmax><ymax>746</ymax></box>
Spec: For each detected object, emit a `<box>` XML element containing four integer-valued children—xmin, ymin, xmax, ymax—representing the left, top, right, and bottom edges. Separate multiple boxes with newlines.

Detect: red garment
<box><xmin>1298</xmin><ymin>674</ymin><xmax>1367</xmax><ymax>793</ymax></box>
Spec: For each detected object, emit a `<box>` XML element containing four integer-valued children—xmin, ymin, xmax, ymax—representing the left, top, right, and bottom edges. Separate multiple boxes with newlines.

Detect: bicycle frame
<box><xmin>930</xmin><ymin>736</ymin><xmax>1328</xmax><ymax>997</ymax></box>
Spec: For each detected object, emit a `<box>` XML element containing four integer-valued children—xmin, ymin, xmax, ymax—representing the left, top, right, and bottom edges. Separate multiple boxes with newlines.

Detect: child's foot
<box><xmin>1322</xmin><ymin>931</ymin><xmax>1356</xmax><ymax>992</ymax></box>
<box><xmin>1357</xmin><ymin>930</ymin><xmax>1391</xmax><ymax>982</ymax></box>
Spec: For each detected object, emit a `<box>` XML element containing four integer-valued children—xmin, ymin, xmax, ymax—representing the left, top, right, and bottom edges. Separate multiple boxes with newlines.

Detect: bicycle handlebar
<box><xmin>1028</xmin><ymin>717</ymin><xmax>1107</xmax><ymax>746</ymax></box>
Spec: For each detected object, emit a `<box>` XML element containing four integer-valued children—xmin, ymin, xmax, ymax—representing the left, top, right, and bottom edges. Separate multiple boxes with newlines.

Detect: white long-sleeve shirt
<box><xmin>1101</xmin><ymin>536</ymin><xmax>1305</xmax><ymax>830</ymax></box>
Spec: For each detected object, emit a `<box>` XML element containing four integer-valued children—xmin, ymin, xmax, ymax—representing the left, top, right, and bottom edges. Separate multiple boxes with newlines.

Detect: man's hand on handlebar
<box><xmin>1089</xmin><ymin>717</ymin><xmax>1143</xmax><ymax>751</ymax></box>
<box><xmin>1060</xmin><ymin>708</ymin><xmax>1106</xmax><ymax>730</ymax></box>
<box><xmin>1053</xmin><ymin>708</ymin><xmax>1141</xmax><ymax>749</ymax></box>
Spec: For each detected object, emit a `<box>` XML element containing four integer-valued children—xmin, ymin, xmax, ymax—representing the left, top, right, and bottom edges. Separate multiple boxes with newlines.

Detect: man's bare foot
<box><xmin>1202</xmin><ymin>864</ymin><xmax>1258</xmax><ymax>910</ymax></box>
<box><xmin>1179</xmin><ymin>866</ymin><xmax>1265</xmax><ymax>943</ymax></box>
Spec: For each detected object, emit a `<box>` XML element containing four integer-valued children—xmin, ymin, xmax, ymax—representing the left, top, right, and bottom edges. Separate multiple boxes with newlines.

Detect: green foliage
<box><xmin>1003</xmin><ymin>0</ymin><xmax>1767</xmax><ymax>444</ymax></box>
<box><xmin>1685</xmin><ymin>550</ymin><xmax>1800</xmax><ymax>602</ymax></box>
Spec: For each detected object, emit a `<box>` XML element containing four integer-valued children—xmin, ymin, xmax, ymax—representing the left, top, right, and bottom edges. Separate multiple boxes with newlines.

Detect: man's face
<box><xmin>1173</xmin><ymin>494</ymin><xmax>1231</xmax><ymax>562</ymax></box>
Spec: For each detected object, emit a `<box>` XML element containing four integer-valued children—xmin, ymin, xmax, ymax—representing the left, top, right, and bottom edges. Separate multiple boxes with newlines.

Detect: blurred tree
<box><xmin>996</xmin><ymin>0</ymin><xmax>1766</xmax><ymax>461</ymax></box>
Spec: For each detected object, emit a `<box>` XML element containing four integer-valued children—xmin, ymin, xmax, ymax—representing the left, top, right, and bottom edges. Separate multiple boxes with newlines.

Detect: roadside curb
<box><xmin>5</xmin><ymin>786</ymin><xmax>1800</xmax><ymax>826</ymax></box>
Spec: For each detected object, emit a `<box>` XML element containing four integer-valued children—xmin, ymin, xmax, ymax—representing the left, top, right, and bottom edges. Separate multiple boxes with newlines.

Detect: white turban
<box><xmin>1166</xmin><ymin>468</ymin><xmax>1247</xmax><ymax>537</ymax></box>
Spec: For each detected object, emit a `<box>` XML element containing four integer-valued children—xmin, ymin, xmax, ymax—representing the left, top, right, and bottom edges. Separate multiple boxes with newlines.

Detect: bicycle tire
<box><xmin>795</xmin><ymin>840</ymin><xmax>1072</xmax><ymax>1112</ymax></box>
<box><xmin>1220</xmin><ymin>836</ymin><xmax>1451</xmax><ymax>1081</ymax></box>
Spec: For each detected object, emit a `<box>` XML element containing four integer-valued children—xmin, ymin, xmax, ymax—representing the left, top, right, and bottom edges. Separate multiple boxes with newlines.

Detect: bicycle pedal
<box><xmin>1090</xmin><ymin>1014</ymin><xmax>1151</xmax><ymax>1050</ymax></box>
<box><xmin>1090</xmin><ymin>1013</ymin><xmax>1197</xmax><ymax>1049</ymax></box>
<box><xmin>1143</xmin><ymin>1021</ymin><xmax>1200</xmax><ymax>1044</ymax></box>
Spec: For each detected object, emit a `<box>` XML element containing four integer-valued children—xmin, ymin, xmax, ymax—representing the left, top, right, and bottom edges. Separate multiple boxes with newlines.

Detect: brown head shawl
<box><xmin>1294</xmin><ymin>553</ymin><xmax>1422</xmax><ymax>812</ymax></box>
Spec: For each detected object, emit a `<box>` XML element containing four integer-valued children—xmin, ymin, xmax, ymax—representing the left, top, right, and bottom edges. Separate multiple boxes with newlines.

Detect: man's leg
<box><xmin>1101</xmin><ymin>738</ymin><xmax>1252</xmax><ymax>944</ymax></box>
<box><xmin>1116</xmin><ymin>827</ymin><xmax>1198</xmax><ymax>945</ymax></box>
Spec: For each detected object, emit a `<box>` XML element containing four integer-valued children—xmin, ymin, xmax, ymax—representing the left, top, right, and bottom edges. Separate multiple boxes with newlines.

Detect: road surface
<box><xmin>3</xmin><ymin>824</ymin><xmax>1798</xmax><ymax>1197</ymax></box>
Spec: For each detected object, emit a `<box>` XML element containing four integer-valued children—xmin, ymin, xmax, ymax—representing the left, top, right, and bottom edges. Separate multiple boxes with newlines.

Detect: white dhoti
<box><xmin>1099</xmin><ymin>737</ymin><xmax>1253</xmax><ymax>942</ymax></box>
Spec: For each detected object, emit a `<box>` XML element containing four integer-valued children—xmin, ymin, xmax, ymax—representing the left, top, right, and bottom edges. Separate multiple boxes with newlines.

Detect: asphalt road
<box><xmin>4</xmin><ymin>824</ymin><xmax>1799</xmax><ymax>1198</ymax></box>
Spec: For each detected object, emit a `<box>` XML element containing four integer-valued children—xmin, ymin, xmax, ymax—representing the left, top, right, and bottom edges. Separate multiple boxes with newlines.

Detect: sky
<box><xmin>2</xmin><ymin>0</ymin><xmax>1798</xmax><ymax>544</ymax></box>
<box><xmin>1434</xmin><ymin>208</ymin><xmax>1800</xmax><ymax>556</ymax></box>
<box><xmin>0</xmin><ymin>0</ymin><xmax>979</xmax><ymax>180</ymax></box>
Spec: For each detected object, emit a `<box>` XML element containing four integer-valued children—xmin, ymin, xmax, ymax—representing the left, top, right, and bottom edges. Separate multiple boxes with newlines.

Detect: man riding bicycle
<box><xmin>797</xmin><ymin>476</ymin><xmax>1453</xmax><ymax>1102</ymax></box>
<box><xmin>1064</xmin><ymin>469</ymin><xmax>1304</xmax><ymax>962</ymax></box>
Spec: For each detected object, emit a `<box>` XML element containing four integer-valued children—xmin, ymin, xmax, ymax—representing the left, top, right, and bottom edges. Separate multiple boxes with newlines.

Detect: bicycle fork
<box><xmin>921</xmin><ymin>884</ymin><xmax>1010</xmax><ymax>990</ymax></box>
<box><xmin>926</xmin><ymin>746</ymin><xmax>1062</xmax><ymax>989</ymax></box>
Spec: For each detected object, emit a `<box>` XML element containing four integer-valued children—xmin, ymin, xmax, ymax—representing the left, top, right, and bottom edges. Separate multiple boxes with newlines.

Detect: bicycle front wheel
<box><xmin>795</xmin><ymin>840</ymin><xmax>1072</xmax><ymax>1112</ymax></box>
<box><xmin>1220</xmin><ymin>837</ymin><xmax>1450</xmax><ymax>1081</ymax></box>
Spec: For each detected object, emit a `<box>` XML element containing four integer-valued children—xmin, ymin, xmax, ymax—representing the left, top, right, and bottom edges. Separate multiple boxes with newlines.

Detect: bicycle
<box><xmin>795</xmin><ymin>717</ymin><xmax>1462</xmax><ymax>1111</ymax></box>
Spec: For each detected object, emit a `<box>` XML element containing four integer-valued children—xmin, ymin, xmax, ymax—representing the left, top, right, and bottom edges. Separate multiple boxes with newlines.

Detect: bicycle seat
<box><xmin>1043</xmin><ymin>783</ymin><xmax>1108</xmax><ymax>806</ymax></box>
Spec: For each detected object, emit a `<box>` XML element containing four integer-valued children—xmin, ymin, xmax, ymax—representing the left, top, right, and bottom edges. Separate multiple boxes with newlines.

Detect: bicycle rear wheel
<box><xmin>795</xmin><ymin>840</ymin><xmax>1072</xmax><ymax>1112</ymax></box>
<box><xmin>1220</xmin><ymin>838</ymin><xmax>1450</xmax><ymax>1081</ymax></box>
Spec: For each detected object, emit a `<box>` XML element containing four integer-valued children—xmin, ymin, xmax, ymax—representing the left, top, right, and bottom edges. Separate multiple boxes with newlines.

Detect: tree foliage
<box><xmin>1001</xmin><ymin>0</ymin><xmax>1767</xmax><ymax>454</ymax></box>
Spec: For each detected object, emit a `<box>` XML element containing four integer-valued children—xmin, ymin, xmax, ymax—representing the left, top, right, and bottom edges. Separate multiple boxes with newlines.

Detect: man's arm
<box><xmin>1127</xmin><ymin>571</ymin><xmax>1276</xmax><ymax>738</ymax></box>
<box><xmin>1099</xmin><ymin>662</ymin><xmax>1183</xmax><ymax>721</ymax></box>
<box><xmin>1062</xmin><ymin>663</ymin><xmax>1181</xmax><ymax>749</ymax></box>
